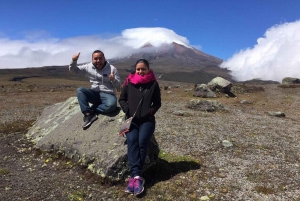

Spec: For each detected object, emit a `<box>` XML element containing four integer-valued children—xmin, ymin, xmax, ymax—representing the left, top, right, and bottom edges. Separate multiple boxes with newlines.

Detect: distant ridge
<box><xmin>0</xmin><ymin>42</ymin><xmax>233</xmax><ymax>84</ymax></box>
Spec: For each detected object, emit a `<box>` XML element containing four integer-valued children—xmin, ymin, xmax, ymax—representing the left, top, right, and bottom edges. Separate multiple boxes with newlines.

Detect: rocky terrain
<box><xmin>1</xmin><ymin>77</ymin><xmax>300</xmax><ymax>200</ymax></box>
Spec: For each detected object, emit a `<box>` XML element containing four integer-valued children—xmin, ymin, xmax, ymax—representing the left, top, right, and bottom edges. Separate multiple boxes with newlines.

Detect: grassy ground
<box><xmin>1</xmin><ymin>77</ymin><xmax>300</xmax><ymax>200</ymax></box>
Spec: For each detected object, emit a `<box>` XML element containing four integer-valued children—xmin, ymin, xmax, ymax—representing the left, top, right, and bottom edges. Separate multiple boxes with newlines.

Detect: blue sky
<box><xmin>0</xmin><ymin>0</ymin><xmax>300</xmax><ymax>81</ymax></box>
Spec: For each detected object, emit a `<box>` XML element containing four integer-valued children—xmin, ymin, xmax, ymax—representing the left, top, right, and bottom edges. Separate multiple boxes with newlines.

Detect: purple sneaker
<box><xmin>125</xmin><ymin>178</ymin><xmax>134</xmax><ymax>193</ymax></box>
<box><xmin>133</xmin><ymin>176</ymin><xmax>145</xmax><ymax>195</ymax></box>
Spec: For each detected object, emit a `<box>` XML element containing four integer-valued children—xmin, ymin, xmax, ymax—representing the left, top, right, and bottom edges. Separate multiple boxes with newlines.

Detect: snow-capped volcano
<box><xmin>110</xmin><ymin>41</ymin><xmax>231</xmax><ymax>83</ymax></box>
<box><xmin>121</xmin><ymin>27</ymin><xmax>192</xmax><ymax>49</ymax></box>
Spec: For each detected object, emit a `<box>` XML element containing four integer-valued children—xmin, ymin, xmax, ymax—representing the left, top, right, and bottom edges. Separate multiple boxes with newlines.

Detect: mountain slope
<box><xmin>110</xmin><ymin>42</ymin><xmax>232</xmax><ymax>83</ymax></box>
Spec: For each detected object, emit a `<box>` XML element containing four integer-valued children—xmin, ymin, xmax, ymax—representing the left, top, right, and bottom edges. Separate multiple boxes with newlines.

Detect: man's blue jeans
<box><xmin>76</xmin><ymin>87</ymin><xmax>117</xmax><ymax>114</ymax></box>
<box><xmin>126</xmin><ymin>120</ymin><xmax>155</xmax><ymax>178</ymax></box>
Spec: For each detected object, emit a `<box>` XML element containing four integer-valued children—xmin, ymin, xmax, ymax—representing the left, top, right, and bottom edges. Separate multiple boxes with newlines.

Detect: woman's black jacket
<box><xmin>118</xmin><ymin>81</ymin><xmax>161</xmax><ymax>124</ymax></box>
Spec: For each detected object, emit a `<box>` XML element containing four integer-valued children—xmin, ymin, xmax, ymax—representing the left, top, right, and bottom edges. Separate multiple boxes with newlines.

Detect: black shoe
<box><xmin>82</xmin><ymin>113</ymin><xmax>98</xmax><ymax>128</ymax></box>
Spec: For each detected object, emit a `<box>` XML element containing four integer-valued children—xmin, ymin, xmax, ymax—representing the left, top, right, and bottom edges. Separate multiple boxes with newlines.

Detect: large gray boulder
<box><xmin>282</xmin><ymin>77</ymin><xmax>300</xmax><ymax>85</ymax></box>
<box><xmin>193</xmin><ymin>84</ymin><xmax>217</xmax><ymax>98</ymax></box>
<box><xmin>26</xmin><ymin>97</ymin><xmax>159</xmax><ymax>181</ymax></box>
<box><xmin>207</xmin><ymin>77</ymin><xmax>232</xmax><ymax>93</ymax></box>
<box><xmin>187</xmin><ymin>99</ymin><xmax>224</xmax><ymax>112</ymax></box>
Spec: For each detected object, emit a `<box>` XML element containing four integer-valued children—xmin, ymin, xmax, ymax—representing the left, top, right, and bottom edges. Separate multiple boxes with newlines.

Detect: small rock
<box><xmin>200</xmin><ymin>195</ymin><xmax>210</xmax><ymax>201</ymax></box>
<box><xmin>220</xmin><ymin>188</ymin><xmax>228</xmax><ymax>193</ymax></box>
<box><xmin>222</xmin><ymin>140</ymin><xmax>233</xmax><ymax>147</ymax></box>
<box><xmin>267</xmin><ymin>111</ymin><xmax>285</xmax><ymax>117</ymax></box>
<box><xmin>172</xmin><ymin>111</ymin><xmax>184</xmax><ymax>116</ymax></box>
<box><xmin>5</xmin><ymin>187</ymin><xmax>11</xmax><ymax>191</ymax></box>
<box><xmin>217</xmin><ymin>173</ymin><xmax>226</xmax><ymax>178</ymax></box>
<box><xmin>240</xmin><ymin>100</ymin><xmax>250</xmax><ymax>104</ymax></box>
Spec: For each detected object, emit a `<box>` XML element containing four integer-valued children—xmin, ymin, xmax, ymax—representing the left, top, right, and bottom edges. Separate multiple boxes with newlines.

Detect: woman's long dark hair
<box><xmin>130</xmin><ymin>59</ymin><xmax>150</xmax><ymax>74</ymax></box>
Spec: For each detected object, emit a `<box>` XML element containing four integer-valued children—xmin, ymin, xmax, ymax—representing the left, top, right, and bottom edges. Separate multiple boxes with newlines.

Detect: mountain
<box><xmin>110</xmin><ymin>42</ymin><xmax>232</xmax><ymax>84</ymax></box>
<box><xmin>0</xmin><ymin>42</ymin><xmax>232</xmax><ymax>84</ymax></box>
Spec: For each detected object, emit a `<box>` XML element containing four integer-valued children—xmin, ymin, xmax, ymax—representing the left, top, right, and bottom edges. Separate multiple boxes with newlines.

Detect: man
<box><xmin>69</xmin><ymin>50</ymin><xmax>121</xmax><ymax>129</ymax></box>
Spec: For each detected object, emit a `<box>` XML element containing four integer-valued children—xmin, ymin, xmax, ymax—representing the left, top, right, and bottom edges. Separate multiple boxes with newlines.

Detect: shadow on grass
<box><xmin>143</xmin><ymin>157</ymin><xmax>201</xmax><ymax>188</ymax></box>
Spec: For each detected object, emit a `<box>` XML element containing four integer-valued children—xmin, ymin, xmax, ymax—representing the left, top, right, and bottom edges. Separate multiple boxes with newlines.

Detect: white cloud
<box><xmin>120</xmin><ymin>27</ymin><xmax>190</xmax><ymax>48</ymax></box>
<box><xmin>0</xmin><ymin>27</ymin><xmax>190</xmax><ymax>69</ymax></box>
<box><xmin>220</xmin><ymin>20</ymin><xmax>300</xmax><ymax>82</ymax></box>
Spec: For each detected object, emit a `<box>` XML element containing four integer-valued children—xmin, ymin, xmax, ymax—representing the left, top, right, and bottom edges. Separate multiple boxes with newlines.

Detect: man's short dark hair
<box><xmin>93</xmin><ymin>50</ymin><xmax>105</xmax><ymax>56</ymax></box>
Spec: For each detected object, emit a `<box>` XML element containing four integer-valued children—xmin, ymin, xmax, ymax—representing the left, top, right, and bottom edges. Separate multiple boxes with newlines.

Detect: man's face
<box><xmin>92</xmin><ymin>52</ymin><xmax>105</xmax><ymax>69</ymax></box>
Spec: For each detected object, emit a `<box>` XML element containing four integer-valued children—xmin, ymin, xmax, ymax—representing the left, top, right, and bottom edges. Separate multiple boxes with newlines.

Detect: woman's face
<box><xmin>135</xmin><ymin>62</ymin><xmax>149</xmax><ymax>76</ymax></box>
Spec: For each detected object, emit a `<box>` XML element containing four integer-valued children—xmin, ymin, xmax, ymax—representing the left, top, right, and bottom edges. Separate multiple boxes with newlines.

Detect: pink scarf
<box><xmin>123</xmin><ymin>69</ymin><xmax>157</xmax><ymax>86</ymax></box>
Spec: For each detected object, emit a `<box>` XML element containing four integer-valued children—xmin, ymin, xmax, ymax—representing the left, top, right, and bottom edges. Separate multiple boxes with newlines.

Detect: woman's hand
<box><xmin>119</xmin><ymin>129</ymin><xmax>129</xmax><ymax>136</ymax></box>
<box><xmin>149</xmin><ymin>107</ymin><xmax>155</xmax><ymax>115</ymax></box>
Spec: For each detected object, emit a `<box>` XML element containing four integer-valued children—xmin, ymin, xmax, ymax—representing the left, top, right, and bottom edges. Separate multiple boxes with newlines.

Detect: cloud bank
<box><xmin>0</xmin><ymin>27</ymin><xmax>190</xmax><ymax>69</ymax></box>
<box><xmin>220</xmin><ymin>20</ymin><xmax>300</xmax><ymax>82</ymax></box>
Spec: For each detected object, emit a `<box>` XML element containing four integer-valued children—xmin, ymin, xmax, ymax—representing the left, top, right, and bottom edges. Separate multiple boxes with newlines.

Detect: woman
<box><xmin>119</xmin><ymin>59</ymin><xmax>161</xmax><ymax>195</ymax></box>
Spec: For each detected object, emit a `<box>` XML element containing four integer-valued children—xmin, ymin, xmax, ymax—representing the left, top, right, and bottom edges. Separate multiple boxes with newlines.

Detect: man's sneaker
<box><xmin>82</xmin><ymin>113</ymin><xmax>98</xmax><ymax>128</ymax></box>
<box><xmin>124</xmin><ymin>178</ymin><xmax>134</xmax><ymax>193</ymax></box>
<box><xmin>133</xmin><ymin>176</ymin><xmax>145</xmax><ymax>195</ymax></box>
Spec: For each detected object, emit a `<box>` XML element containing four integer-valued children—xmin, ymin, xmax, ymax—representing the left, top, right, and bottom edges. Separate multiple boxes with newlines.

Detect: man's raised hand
<box><xmin>109</xmin><ymin>70</ymin><xmax>115</xmax><ymax>82</ymax></box>
<box><xmin>72</xmin><ymin>52</ymin><xmax>80</xmax><ymax>61</ymax></box>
